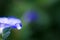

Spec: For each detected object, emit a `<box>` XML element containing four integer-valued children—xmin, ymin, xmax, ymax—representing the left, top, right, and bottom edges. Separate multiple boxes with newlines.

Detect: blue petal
<box><xmin>11</xmin><ymin>25</ymin><xmax>17</xmax><ymax>29</ymax></box>
<box><xmin>20</xmin><ymin>23</ymin><xmax>22</xmax><ymax>27</ymax></box>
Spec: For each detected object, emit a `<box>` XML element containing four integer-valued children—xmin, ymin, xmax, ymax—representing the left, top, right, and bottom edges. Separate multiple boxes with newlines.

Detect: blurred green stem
<box><xmin>0</xmin><ymin>34</ymin><xmax>2</xmax><ymax>40</ymax></box>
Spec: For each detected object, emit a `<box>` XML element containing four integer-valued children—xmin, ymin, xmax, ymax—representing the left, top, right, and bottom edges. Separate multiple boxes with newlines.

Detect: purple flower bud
<box><xmin>24</xmin><ymin>9</ymin><xmax>38</xmax><ymax>23</ymax></box>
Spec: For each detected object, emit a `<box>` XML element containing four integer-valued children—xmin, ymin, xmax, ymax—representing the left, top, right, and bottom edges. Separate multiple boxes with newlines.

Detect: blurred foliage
<box><xmin>0</xmin><ymin>0</ymin><xmax>60</xmax><ymax>40</ymax></box>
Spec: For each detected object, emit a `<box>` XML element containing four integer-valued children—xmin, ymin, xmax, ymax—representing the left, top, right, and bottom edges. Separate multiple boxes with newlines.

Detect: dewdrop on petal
<box><xmin>0</xmin><ymin>17</ymin><xmax>22</xmax><ymax>34</ymax></box>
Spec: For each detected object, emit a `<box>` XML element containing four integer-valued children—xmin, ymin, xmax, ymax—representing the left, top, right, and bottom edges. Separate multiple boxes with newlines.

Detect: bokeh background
<box><xmin>0</xmin><ymin>0</ymin><xmax>60</xmax><ymax>40</ymax></box>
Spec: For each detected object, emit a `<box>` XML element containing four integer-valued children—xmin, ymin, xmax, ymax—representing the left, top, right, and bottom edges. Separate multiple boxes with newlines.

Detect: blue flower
<box><xmin>24</xmin><ymin>9</ymin><xmax>38</xmax><ymax>23</ymax></box>
<box><xmin>0</xmin><ymin>17</ymin><xmax>22</xmax><ymax>34</ymax></box>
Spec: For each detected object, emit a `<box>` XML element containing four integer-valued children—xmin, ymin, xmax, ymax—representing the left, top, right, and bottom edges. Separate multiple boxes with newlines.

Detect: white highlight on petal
<box><xmin>16</xmin><ymin>24</ymin><xmax>22</xmax><ymax>30</ymax></box>
<box><xmin>0</xmin><ymin>24</ymin><xmax>5</xmax><ymax>34</ymax></box>
<box><xmin>0</xmin><ymin>27</ymin><xmax>4</xmax><ymax>34</ymax></box>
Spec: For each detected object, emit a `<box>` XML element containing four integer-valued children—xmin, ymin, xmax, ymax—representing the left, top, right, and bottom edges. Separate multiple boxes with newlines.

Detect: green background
<box><xmin>0</xmin><ymin>0</ymin><xmax>60</xmax><ymax>40</ymax></box>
